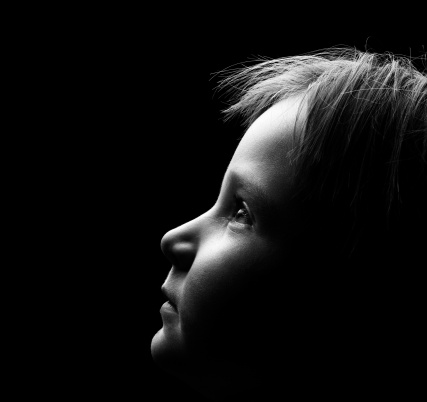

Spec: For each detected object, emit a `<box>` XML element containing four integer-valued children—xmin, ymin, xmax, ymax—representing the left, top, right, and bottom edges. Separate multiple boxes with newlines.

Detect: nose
<box><xmin>160</xmin><ymin>217</ymin><xmax>199</xmax><ymax>270</ymax></box>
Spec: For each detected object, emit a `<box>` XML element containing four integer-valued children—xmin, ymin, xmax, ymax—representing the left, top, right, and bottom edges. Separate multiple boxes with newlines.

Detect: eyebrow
<box><xmin>220</xmin><ymin>171</ymin><xmax>278</xmax><ymax>216</ymax></box>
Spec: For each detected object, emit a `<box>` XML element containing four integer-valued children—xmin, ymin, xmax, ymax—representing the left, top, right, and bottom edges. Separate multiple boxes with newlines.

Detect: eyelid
<box><xmin>233</xmin><ymin>196</ymin><xmax>255</xmax><ymax>225</ymax></box>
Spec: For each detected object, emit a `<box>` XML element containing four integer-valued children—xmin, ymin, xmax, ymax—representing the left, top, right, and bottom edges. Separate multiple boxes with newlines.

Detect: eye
<box><xmin>231</xmin><ymin>197</ymin><xmax>253</xmax><ymax>225</ymax></box>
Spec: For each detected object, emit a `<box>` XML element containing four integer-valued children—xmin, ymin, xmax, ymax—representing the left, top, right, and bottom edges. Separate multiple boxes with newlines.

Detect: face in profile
<box><xmin>151</xmin><ymin>97</ymin><xmax>307</xmax><ymax>399</ymax></box>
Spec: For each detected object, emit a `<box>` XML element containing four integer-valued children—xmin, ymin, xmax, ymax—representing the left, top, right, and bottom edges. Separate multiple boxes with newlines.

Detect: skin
<box><xmin>151</xmin><ymin>97</ymin><xmax>312</xmax><ymax>400</ymax></box>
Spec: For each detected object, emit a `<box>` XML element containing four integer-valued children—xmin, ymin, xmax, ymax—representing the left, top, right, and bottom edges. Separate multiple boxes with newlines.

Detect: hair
<box><xmin>218</xmin><ymin>47</ymin><xmax>427</xmax><ymax>267</ymax></box>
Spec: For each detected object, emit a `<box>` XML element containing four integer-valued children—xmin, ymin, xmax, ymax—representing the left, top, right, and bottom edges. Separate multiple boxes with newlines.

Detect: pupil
<box><xmin>237</xmin><ymin>209</ymin><xmax>247</xmax><ymax>218</ymax></box>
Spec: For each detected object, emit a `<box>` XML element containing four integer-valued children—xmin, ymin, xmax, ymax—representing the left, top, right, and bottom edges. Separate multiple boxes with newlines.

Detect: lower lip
<box><xmin>160</xmin><ymin>301</ymin><xmax>178</xmax><ymax>315</ymax></box>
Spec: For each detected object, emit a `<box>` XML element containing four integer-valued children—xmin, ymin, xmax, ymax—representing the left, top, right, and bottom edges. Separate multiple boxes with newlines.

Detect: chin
<box><xmin>151</xmin><ymin>328</ymin><xmax>183</xmax><ymax>374</ymax></box>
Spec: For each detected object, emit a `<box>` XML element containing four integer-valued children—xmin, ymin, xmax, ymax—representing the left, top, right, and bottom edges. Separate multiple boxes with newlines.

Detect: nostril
<box><xmin>160</xmin><ymin>218</ymin><xmax>200</xmax><ymax>270</ymax></box>
<box><xmin>160</xmin><ymin>231</ymin><xmax>196</xmax><ymax>270</ymax></box>
<box><xmin>169</xmin><ymin>243</ymin><xmax>196</xmax><ymax>270</ymax></box>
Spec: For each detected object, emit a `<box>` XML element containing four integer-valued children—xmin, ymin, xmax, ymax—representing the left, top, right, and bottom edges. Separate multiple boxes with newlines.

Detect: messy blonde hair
<box><xmin>219</xmin><ymin>48</ymin><xmax>427</xmax><ymax>264</ymax></box>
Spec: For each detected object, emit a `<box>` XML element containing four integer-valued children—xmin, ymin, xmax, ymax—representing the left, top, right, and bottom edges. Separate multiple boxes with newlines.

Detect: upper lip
<box><xmin>161</xmin><ymin>285</ymin><xmax>179</xmax><ymax>311</ymax></box>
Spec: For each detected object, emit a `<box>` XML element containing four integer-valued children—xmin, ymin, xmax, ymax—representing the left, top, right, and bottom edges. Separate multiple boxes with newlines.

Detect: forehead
<box><xmin>228</xmin><ymin>97</ymin><xmax>304</xmax><ymax>193</ymax></box>
<box><xmin>232</xmin><ymin>97</ymin><xmax>303</xmax><ymax>167</ymax></box>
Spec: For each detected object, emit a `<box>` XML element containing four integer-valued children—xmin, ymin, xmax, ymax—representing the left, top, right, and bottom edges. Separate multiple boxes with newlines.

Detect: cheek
<box><xmin>179</xmin><ymin>235</ymin><xmax>287</xmax><ymax>360</ymax></box>
<box><xmin>182</xmin><ymin>234</ymin><xmax>263</xmax><ymax>311</ymax></box>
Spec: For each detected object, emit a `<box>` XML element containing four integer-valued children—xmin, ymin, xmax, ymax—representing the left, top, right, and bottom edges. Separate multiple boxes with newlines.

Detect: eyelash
<box><xmin>231</xmin><ymin>196</ymin><xmax>253</xmax><ymax>226</ymax></box>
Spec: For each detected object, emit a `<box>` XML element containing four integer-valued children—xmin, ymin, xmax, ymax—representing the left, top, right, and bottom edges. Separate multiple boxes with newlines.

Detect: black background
<box><xmin>34</xmin><ymin>9</ymin><xmax>424</xmax><ymax>401</ymax></box>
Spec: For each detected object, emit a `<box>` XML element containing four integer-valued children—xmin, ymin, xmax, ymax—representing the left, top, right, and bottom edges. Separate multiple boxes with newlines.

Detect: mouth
<box><xmin>167</xmin><ymin>300</ymin><xmax>178</xmax><ymax>312</ymax></box>
<box><xmin>161</xmin><ymin>285</ymin><xmax>179</xmax><ymax>313</ymax></box>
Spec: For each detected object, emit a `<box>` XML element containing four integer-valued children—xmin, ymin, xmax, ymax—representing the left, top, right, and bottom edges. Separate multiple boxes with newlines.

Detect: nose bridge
<box><xmin>160</xmin><ymin>215</ymin><xmax>201</xmax><ymax>270</ymax></box>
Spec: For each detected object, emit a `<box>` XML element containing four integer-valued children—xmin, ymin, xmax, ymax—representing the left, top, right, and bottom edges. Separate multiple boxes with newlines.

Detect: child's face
<box><xmin>152</xmin><ymin>97</ymin><xmax>305</xmax><ymax>396</ymax></box>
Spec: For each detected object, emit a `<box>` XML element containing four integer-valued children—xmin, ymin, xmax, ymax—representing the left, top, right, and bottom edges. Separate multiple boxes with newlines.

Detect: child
<box><xmin>151</xmin><ymin>48</ymin><xmax>426</xmax><ymax>400</ymax></box>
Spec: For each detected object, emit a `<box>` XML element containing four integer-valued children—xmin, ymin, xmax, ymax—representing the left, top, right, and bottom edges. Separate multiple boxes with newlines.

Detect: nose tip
<box><xmin>159</xmin><ymin>230</ymin><xmax>177</xmax><ymax>265</ymax></box>
<box><xmin>160</xmin><ymin>226</ymin><xmax>197</xmax><ymax>270</ymax></box>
